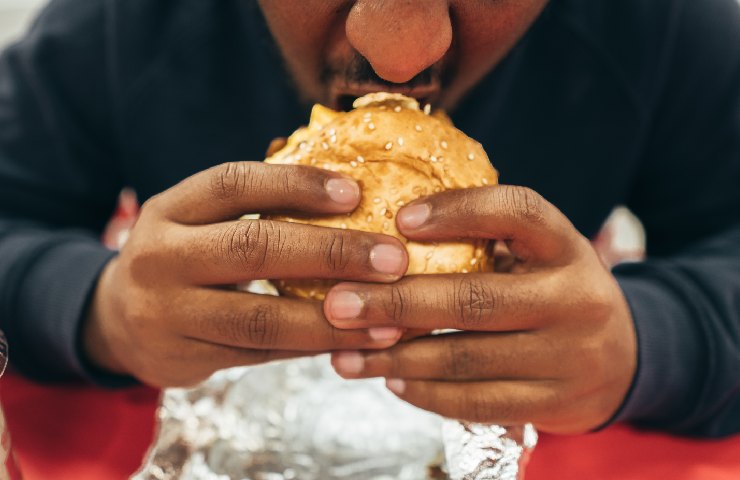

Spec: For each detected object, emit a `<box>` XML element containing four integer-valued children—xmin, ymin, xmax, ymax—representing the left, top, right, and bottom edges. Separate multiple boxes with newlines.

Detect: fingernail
<box><xmin>370</xmin><ymin>244</ymin><xmax>406</xmax><ymax>275</ymax></box>
<box><xmin>326</xmin><ymin>178</ymin><xmax>360</xmax><ymax>205</ymax></box>
<box><xmin>328</xmin><ymin>290</ymin><xmax>363</xmax><ymax>320</ymax></box>
<box><xmin>369</xmin><ymin>327</ymin><xmax>402</xmax><ymax>341</ymax></box>
<box><xmin>333</xmin><ymin>351</ymin><xmax>365</xmax><ymax>374</ymax></box>
<box><xmin>398</xmin><ymin>203</ymin><xmax>431</xmax><ymax>229</ymax></box>
<box><xmin>386</xmin><ymin>378</ymin><xmax>406</xmax><ymax>395</ymax></box>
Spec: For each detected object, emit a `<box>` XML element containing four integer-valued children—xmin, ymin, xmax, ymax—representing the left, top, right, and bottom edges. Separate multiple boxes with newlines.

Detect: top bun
<box><xmin>264</xmin><ymin>93</ymin><xmax>498</xmax><ymax>300</ymax></box>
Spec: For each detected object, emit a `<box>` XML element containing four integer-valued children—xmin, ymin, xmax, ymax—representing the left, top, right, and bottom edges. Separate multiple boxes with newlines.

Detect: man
<box><xmin>0</xmin><ymin>0</ymin><xmax>738</xmax><ymax>437</ymax></box>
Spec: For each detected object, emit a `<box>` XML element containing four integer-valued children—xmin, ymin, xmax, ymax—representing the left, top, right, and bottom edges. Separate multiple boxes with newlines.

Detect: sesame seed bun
<box><xmin>264</xmin><ymin>93</ymin><xmax>498</xmax><ymax>300</ymax></box>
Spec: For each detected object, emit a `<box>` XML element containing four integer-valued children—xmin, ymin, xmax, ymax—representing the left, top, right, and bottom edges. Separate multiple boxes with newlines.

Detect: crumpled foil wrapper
<box><xmin>443</xmin><ymin>422</ymin><xmax>537</xmax><ymax>480</ymax></box>
<box><xmin>132</xmin><ymin>282</ymin><xmax>537</xmax><ymax>480</ymax></box>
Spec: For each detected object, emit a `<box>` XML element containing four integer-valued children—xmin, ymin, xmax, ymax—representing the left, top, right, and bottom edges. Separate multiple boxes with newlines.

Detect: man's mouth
<box><xmin>329</xmin><ymin>82</ymin><xmax>441</xmax><ymax>111</ymax></box>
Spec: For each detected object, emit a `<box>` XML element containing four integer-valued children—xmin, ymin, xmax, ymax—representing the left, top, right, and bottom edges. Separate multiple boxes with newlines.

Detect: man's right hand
<box><xmin>82</xmin><ymin>162</ymin><xmax>408</xmax><ymax>387</ymax></box>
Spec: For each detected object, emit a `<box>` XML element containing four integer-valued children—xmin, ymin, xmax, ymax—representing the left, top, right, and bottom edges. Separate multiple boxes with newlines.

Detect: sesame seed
<box><xmin>373</xmin><ymin>197</ymin><xmax>381</xmax><ymax>204</ymax></box>
<box><xmin>424</xmin><ymin>104</ymin><xmax>431</xmax><ymax>115</ymax></box>
<box><xmin>363</xmin><ymin>117</ymin><xmax>371</xmax><ymax>123</ymax></box>
<box><xmin>330</xmin><ymin>135</ymin><xmax>337</xmax><ymax>143</ymax></box>
<box><xmin>394</xmin><ymin>105</ymin><xmax>402</xmax><ymax>113</ymax></box>
<box><xmin>383</xmin><ymin>221</ymin><xmax>389</xmax><ymax>231</ymax></box>
<box><xmin>380</xmin><ymin>207</ymin><xmax>388</xmax><ymax>216</ymax></box>
<box><xmin>482</xmin><ymin>178</ymin><xmax>489</xmax><ymax>185</ymax></box>
<box><xmin>461</xmin><ymin>268</ymin><xmax>469</xmax><ymax>274</ymax></box>
<box><xmin>309</xmin><ymin>290</ymin><xmax>316</xmax><ymax>297</ymax></box>
<box><xmin>470</xmin><ymin>258</ymin><xmax>478</xmax><ymax>266</ymax></box>
<box><xmin>434</xmin><ymin>186</ymin><xmax>442</xmax><ymax>193</ymax></box>
<box><xmin>363</xmin><ymin>112</ymin><xmax>372</xmax><ymax>119</ymax></box>
<box><xmin>340</xmin><ymin>223</ymin><xmax>347</xmax><ymax>229</ymax></box>
<box><xmin>385</xmin><ymin>142</ymin><xmax>393</xmax><ymax>150</ymax></box>
<box><xmin>397</xmin><ymin>137</ymin><xmax>404</xmax><ymax>146</ymax></box>
<box><xmin>440</xmin><ymin>141</ymin><xmax>448</xmax><ymax>149</ymax></box>
<box><xmin>310</xmin><ymin>158</ymin><xmax>317</xmax><ymax>165</ymax></box>
<box><xmin>415</xmin><ymin>124</ymin><xmax>423</xmax><ymax>132</ymax></box>
<box><xmin>366</xmin><ymin>214</ymin><xmax>373</xmax><ymax>222</ymax></box>
<box><xmin>467</xmin><ymin>153</ymin><xmax>475</xmax><ymax>161</ymax></box>
<box><xmin>321</xmin><ymin>142</ymin><xmax>329</xmax><ymax>150</ymax></box>
<box><xmin>323</xmin><ymin>163</ymin><xmax>330</xmax><ymax>169</ymax></box>
<box><xmin>368</xmin><ymin>123</ymin><xmax>376</xmax><ymax>130</ymax></box>
<box><xmin>396</xmin><ymin>200</ymin><xmax>405</xmax><ymax>207</ymax></box>
<box><xmin>350</xmin><ymin>161</ymin><xmax>358</xmax><ymax>168</ymax></box>
<box><xmin>299</xmin><ymin>141</ymin><xmax>307</xmax><ymax>150</ymax></box>
<box><xmin>356</xmin><ymin>155</ymin><xmax>365</xmax><ymax>163</ymax></box>
<box><xmin>425</xmin><ymin>252</ymin><xmax>434</xmax><ymax>260</ymax></box>
<box><xmin>308</xmin><ymin>141</ymin><xmax>316</xmax><ymax>147</ymax></box>
<box><xmin>328</xmin><ymin>128</ymin><xmax>336</xmax><ymax>135</ymax></box>
<box><xmin>430</xmin><ymin>155</ymin><xmax>438</xmax><ymax>163</ymax></box>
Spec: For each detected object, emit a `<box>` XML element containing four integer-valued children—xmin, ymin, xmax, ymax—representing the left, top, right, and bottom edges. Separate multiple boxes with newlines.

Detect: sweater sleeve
<box><xmin>610</xmin><ymin>0</ymin><xmax>740</xmax><ymax>436</ymax></box>
<box><xmin>0</xmin><ymin>0</ymin><xmax>129</xmax><ymax>384</ymax></box>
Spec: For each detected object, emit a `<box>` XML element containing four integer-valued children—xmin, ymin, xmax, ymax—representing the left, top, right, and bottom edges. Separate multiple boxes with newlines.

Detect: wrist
<box><xmin>81</xmin><ymin>258</ymin><xmax>129</xmax><ymax>376</ymax></box>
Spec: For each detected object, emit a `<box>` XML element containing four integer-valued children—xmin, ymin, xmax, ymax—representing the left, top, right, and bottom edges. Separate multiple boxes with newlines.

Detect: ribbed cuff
<box><xmin>17</xmin><ymin>238</ymin><xmax>137</xmax><ymax>387</ymax></box>
<box><xmin>605</xmin><ymin>264</ymin><xmax>704</xmax><ymax>428</ymax></box>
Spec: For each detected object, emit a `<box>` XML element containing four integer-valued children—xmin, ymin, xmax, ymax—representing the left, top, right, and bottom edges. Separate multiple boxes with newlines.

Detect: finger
<box><xmin>149</xmin><ymin>162</ymin><xmax>361</xmax><ymax>224</ymax></box>
<box><xmin>384</xmin><ymin>378</ymin><xmax>552</xmax><ymax>425</ymax></box>
<box><xmin>324</xmin><ymin>273</ymin><xmax>565</xmax><ymax>331</ymax></box>
<box><xmin>331</xmin><ymin>331</ymin><xmax>565</xmax><ymax>381</ymax></box>
<box><xmin>174</xmin><ymin>287</ymin><xmax>403</xmax><ymax>351</ymax></box>
<box><xmin>396</xmin><ymin>185</ymin><xmax>582</xmax><ymax>264</ymax></box>
<box><xmin>171</xmin><ymin>219</ymin><xmax>408</xmax><ymax>284</ymax></box>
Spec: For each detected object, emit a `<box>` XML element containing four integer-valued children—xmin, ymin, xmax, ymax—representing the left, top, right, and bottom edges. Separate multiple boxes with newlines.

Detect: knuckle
<box><xmin>384</xmin><ymin>284</ymin><xmax>408</xmax><ymax>325</ymax></box>
<box><xmin>139</xmin><ymin>193</ymin><xmax>164</xmax><ymax>217</ymax></box>
<box><xmin>453</xmin><ymin>277</ymin><xmax>497</xmax><ymax>329</ymax></box>
<box><xmin>387</xmin><ymin>351</ymin><xmax>405</xmax><ymax>378</ymax></box>
<box><xmin>270</xmin><ymin>166</ymin><xmax>302</xmax><ymax>195</ymax></box>
<box><xmin>210</xmin><ymin>162</ymin><xmax>254</xmax><ymax>201</ymax></box>
<box><xmin>244</xmin><ymin>304</ymin><xmax>280</xmax><ymax>347</ymax></box>
<box><xmin>504</xmin><ymin>186</ymin><xmax>546</xmax><ymax>225</ymax></box>
<box><xmin>125</xmin><ymin>243</ymin><xmax>162</xmax><ymax>287</ymax></box>
<box><xmin>443</xmin><ymin>340</ymin><xmax>476</xmax><ymax>379</ymax></box>
<box><xmin>320</xmin><ymin>231</ymin><xmax>354</xmax><ymax>274</ymax></box>
<box><xmin>216</xmin><ymin>220</ymin><xmax>280</xmax><ymax>274</ymax></box>
<box><xmin>467</xmin><ymin>393</ymin><xmax>499</xmax><ymax>423</ymax></box>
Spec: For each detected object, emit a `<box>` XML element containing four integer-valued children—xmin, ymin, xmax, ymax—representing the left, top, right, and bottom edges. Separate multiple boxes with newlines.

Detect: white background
<box><xmin>0</xmin><ymin>0</ymin><xmax>47</xmax><ymax>47</ymax></box>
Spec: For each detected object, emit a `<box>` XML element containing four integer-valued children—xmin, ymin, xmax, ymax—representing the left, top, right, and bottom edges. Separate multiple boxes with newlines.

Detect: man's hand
<box><xmin>324</xmin><ymin>186</ymin><xmax>637</xmax><ymax>434</ymax></box>
<box><xmin>83</xmin><ymin>162</ymin><xmax>408</xmax><ymax>388</ymax></box>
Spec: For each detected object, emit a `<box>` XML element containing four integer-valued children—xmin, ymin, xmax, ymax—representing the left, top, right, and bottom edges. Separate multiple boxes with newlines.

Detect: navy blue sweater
<box><xmin>0</xmin><ymin>0</ymin><xmax>739</xmax><ymax>436</ymax></box>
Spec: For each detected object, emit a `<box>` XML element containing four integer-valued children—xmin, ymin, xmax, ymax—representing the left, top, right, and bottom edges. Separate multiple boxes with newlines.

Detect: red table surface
<box><xmin>2</xmin><ymin>371</ymin><xmax>740</xmax><ymax>480</ymax></box>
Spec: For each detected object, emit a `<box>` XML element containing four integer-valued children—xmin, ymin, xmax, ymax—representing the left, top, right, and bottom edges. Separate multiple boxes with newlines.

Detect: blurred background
<box><xmin>0</xmin><ymin>0</ymin><xmax>46</xmax><ymax>47</ymax></box>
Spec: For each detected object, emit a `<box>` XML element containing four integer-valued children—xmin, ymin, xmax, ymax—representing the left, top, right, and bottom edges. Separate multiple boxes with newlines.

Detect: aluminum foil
<box><xmin>132</xmin><ymin>282</ymin><xmax>536</xmax><ymax>480</ymax></box>
<box><xmin>443</xmin><ymin>422</ymin><xmax>537</xmax><ymax>480</ymax></box>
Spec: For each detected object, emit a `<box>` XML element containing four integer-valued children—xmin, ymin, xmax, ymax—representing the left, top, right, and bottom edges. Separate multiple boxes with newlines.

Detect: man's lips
<box><xmin>329</xmin><ymin>82</ymin><xmax>441</xmax><ymax>111</ymax></box>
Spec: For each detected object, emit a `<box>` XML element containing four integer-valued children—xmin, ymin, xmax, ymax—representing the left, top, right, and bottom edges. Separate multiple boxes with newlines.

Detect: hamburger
<box><xmin>264</xmin><ymin>92</ymin><xmax>498</xmax><ymax>300</ymax></box>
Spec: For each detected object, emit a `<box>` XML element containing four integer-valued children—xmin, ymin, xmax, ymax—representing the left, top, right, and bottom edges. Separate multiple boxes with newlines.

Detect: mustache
<box><xmin>321</xmin><ymin>54</ymin><xmax>442</xmax><ymax>89</ymax></box>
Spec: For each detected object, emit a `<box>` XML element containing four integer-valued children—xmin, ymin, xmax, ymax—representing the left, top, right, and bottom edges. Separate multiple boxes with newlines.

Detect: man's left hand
<box><xmin>323</xmin><ymin>185</ymin><xmax>637</xmax><ymax>434</ymax></box>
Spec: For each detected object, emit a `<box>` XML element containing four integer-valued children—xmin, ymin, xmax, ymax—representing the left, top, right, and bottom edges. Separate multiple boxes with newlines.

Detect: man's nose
<box><xmin>345</xmin><ymin>0</ymin><xmax>452</xmax><ymax>84</ymax></box>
